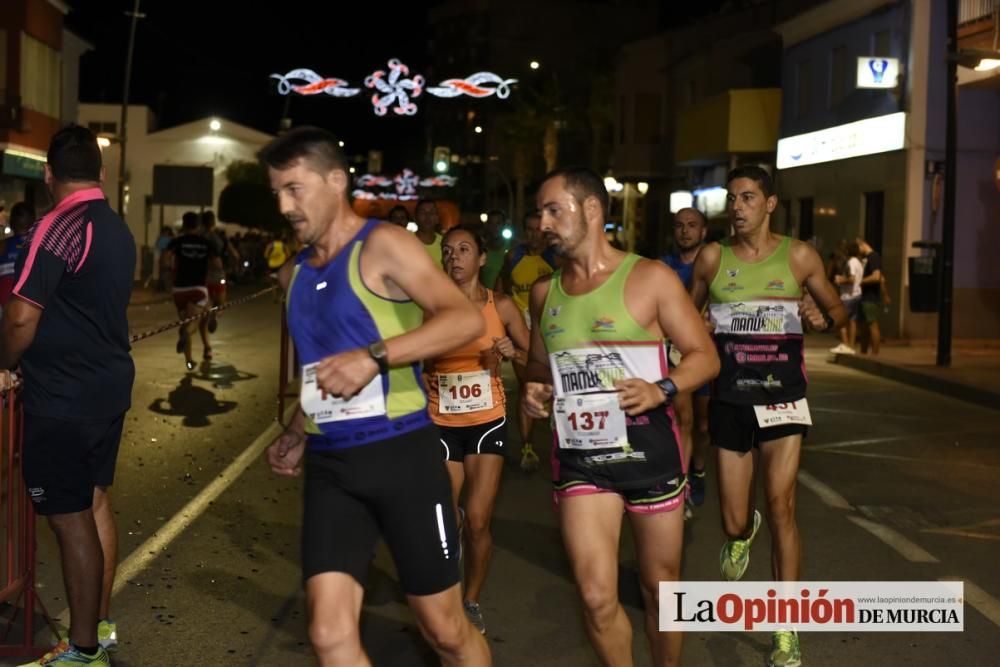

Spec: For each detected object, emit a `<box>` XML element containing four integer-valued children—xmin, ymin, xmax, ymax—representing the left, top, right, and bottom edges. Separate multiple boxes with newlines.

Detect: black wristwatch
<box><xmin>367</xmin><ymin>341</ymin><xmax>389</xmax><ymax>374</ymax></box>
<box><xmin>655</xmin><ymin>378</ymin><xmax>679</xmax><ymax>401</ymax></box>
<box><xmin>821</xmin><ymin>313</ymin><xmax>836</xmax><ymax>331</ymax></box>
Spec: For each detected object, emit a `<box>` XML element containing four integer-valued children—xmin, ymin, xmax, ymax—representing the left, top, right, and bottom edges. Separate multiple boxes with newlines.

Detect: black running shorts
<box><xmin>438</xmin><ymin>416</ymin><xmax>507</xmax><ymax>462</ymax></box>
<box><xmin>710</xmin><ymin>399</ymin><xmax>809</xmax><ymax>453</ymax></box>
<box><xmin>302</xmin><ymin>425</ymin><xmax>460</xmax><ymax>596</ymax></box>
<box><xmin>22</xmin><ymin>412</ymin><xmax>125</xmax><ymax>515</ymax></box>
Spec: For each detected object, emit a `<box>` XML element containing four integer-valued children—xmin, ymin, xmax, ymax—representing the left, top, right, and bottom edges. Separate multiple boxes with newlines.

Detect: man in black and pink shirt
<box><xmin>0</xmin><ymin>125</ymin><xmax>134</xmax><ymax>666</ymax></box>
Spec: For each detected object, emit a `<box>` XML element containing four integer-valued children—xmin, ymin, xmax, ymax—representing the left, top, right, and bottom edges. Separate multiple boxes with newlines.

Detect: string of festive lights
<box><xmin>270</xmin><ymin>59</ymin><xmax>517</xmax><ymax>116</ymax></box>
<box><xmin>352</xmin><ymin>168</ymin><xmax>457</xmax><ymax>200</ymax></box>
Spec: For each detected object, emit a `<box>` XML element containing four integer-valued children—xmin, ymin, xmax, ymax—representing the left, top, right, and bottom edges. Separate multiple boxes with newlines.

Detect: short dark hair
<box><xmin>542</xmin><ymin>166</ymin><xmax>609</xmax><ymax>213</ymax></box>
<box><xmin>415</xmin><ymin>198</ymin><xmax>437</xmax><ymax>213</ymax></box>
<box><xmin>47</xmin><ymin>124</ymin><xmax>102</xmax><ymax>183</ymax></box>
<box><xmin>846</xmin><ymin>241</ymin><xmax>861</xmax><ymax>258</ymax></box>
<box><xmin>257</xmin><ymin>126</ymin><xmax>349</xmax><ymax>175</ymax></box>
<box><xmin>443</xmin><ymin>224</ymin><xmax>486</xmax><ymax>255</ymax></box>
<box><xmin>727</xmin><ymin>165</ymin><xmax>775</xmax><ymax>198</ymax></box>
<box><xmin>387</xmin><ymin>205</ymin><xmax>409</xmax><ymax>218</ymax></box>
<box><xmin>9</xmin><ymin>202</ymin><xmax>36</xmax><ymax>234</ymax></box>
<box><xmin>182</xmin><ymin>211</ymin><xmax>200</xmax><ymax>230</ymax></box>
<box><xmin>522</xmin><ymin>209</ymin><xmax>541</xmax><ymax>228</ymax></box>
<box><xmin>201</xmin><ymin>210</ymin><xmax>216</xmax><ymax>228</ymax></box>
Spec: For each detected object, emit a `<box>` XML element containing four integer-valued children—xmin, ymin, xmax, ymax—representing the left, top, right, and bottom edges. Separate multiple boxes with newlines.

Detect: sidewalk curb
<box><xmin>832</xmin><ymin>353</ymin><xmax>1000</xmax><ymax>411</ymax></box>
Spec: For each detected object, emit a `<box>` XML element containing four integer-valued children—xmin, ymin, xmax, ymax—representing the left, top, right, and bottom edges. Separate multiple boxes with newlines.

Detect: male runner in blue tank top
<box><xmin>661</xmin><ymin>207</ymin><xmax>711</xmax><ymax>511</ymax></box>
<box><xmin>259</xmin><ymin>127</ymin><xmax>491</xmax><ymax>666</ymax></box>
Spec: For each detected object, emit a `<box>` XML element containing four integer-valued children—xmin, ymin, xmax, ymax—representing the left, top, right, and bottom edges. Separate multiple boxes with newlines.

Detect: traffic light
<box><xmin>433</xmin><ymin>146</ymin><xmax>451</xmax><ymax>174</ymax></box>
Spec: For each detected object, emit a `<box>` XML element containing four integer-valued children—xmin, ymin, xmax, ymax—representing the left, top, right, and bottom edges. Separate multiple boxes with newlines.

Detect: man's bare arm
<box><xmin>0</xmin><ymin>299</ymin><xmax>42</xmax><ymax>369</ymax></box>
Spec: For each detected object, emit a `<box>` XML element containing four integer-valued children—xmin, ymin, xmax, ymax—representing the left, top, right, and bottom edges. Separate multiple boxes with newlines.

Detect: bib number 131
<box><xmin>554</xmin><ymin>393</ymin><xmax>628</xmax><ymax>450</ymax></box>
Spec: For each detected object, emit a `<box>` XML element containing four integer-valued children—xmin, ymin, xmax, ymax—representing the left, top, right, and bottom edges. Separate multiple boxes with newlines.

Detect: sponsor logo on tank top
<box><xmin>591</xmin><ymin>316</ymin><xmax>616</xmax><ymax>332</ymax></box>
<box><xmin>736</xmin><ymin>374</ymin><xmax>783</xmax><ymax>389</ymax></box>
<box><xmin>765</xmin><ymin>279</ymin><xmax>786</xmax><ymax>291</ymax></box>
<box><xmin>553</xmin><ymin>350</ymin><xmax>626</xmax><ymax>393</ymax></box>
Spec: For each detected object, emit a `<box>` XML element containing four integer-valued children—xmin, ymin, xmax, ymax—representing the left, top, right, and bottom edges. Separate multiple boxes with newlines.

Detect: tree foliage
<box><xmin>217</xmin><ymin>160</ymin><xmax>285</xmax><ymax>232</ymax></box>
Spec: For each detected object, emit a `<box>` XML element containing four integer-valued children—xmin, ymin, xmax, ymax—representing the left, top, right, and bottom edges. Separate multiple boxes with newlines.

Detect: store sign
<box><xmin>1</xmin><ymin>149</ymin><xmax>46</xmax><ymax>180</ymax></box>
<box><xmin>856</xmin><ymin>57</ymin><xmax>900</xmax><ymax>89</ymax></box>
<box><xmin>776</xmin><ymin>112</ymin><xmax>906</xmax><ymax>170</ymax></box>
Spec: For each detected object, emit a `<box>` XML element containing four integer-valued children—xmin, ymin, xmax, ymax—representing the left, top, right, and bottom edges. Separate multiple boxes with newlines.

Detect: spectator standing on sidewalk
<box><xmin>2</xmin><ymin>125</ymin><xmax>135</xmax><ymax>667</ymax></box>
<box><xmin>831</xmin><ymin>241</ymin><xmax>863</xmax><ymax>354</ymax></box>
<box><xmin>857</xmin><ymin>236</ymin><xmax>883</xmax><ymax>355</ymax></box>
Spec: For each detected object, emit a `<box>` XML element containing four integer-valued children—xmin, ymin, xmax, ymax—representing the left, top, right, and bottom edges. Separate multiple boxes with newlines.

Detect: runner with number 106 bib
<box><xmin>424</xmin><ymin>225</ymin><xmax>530</xmax><ymax>635</ymax></box>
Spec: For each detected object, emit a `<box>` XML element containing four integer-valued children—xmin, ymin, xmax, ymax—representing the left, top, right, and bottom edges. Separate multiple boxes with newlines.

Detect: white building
<box><xmin>78</xmin><ymin>103</ymin><xmax>274</xmax><ymax>276</ymax></box>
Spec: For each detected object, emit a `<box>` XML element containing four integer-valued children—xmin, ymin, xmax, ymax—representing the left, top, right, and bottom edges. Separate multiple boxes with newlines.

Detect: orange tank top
<box><xmin>426</xmin><ymin>289</ymin><xmax>507</xmax><ymax>426</ymax></box>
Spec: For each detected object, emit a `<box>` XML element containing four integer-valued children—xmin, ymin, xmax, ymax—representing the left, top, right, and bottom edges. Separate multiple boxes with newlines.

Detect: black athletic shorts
<box><xmin>710</xmin><ymin>399</ymin><xmax>809</xmax><ymax>453</ymax></box>
<box><xmin>302</xmin><ymin>425</ymin><xmax>460</xmax><ymax>596</ymax></box>
<box><xmin>22</xmin><ymin>412</ymin><xmax>125</xmax><ymax>515</ymax></box>
<box><xmin>438</xmin><ymin>416</ymin><xmax>507</xmax><ymax>462</ymax></box>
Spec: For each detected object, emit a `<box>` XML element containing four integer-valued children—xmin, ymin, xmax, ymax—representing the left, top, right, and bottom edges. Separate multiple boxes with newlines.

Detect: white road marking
<box><xmin>847</xmin><ymin>515</ymin><xmax>939</xmax><ymax>563</ymax></box>
<box><xmin>797</xmin><ymin>469</ymin><xmax>852</xmax><ymax>510</ymax></box>
<box><xmin>940</xmin><ymin>577</ymin><xmax>1000</xmax><ymax>628</ymax></box>
<box><xmin>54</xmin><ymin>408</ymin><xmax>295</xmax><ymax>623</ymax></box>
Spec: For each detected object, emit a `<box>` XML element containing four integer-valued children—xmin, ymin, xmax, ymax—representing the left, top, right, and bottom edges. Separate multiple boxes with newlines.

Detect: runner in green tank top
<box><xmin>690</xmin><ymin>166</ymin><xmax>846</xmax><ymax>667</ymax></box>
<box><xmin>522</xmin><ymin>167</ymin><xmax>719</xmax><ymax>667</ymax></box>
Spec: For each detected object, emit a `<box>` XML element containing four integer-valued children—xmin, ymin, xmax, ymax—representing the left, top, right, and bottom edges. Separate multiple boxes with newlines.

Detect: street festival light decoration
<box><xmin>270</xmin><ymin>58</ymin><xmax>517</xmax><ymax>116</ymax></box>
<box><xmin>352</xmin><ymin>168</ymin><xmax>458</xmax><ymax>201</ymax></box>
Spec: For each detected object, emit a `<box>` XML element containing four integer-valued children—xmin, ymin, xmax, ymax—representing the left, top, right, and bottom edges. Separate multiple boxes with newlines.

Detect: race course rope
<box><xmin>129</xmin><ymin>286</ymin><xmax>279</xmax><ymax>344</ymax></box>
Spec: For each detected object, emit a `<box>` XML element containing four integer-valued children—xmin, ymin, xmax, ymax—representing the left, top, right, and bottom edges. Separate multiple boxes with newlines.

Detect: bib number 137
<box><xmin>554</xmin><ymin>393</ymin><xmax>628</xmax><ymax>450</ymax></box>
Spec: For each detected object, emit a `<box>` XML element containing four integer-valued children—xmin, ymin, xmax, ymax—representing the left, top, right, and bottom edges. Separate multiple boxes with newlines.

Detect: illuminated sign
<box><xmin>270</xmin><ymin>59</ymin><xmax>517</xmax><ymax>117</ymax></box>
<box><xmin>693</xmin><ymin>186</ymin><xmax>727</xmax><ymax>218</ymax></box>
<box><xmin>669</xmin><ymin>191</ymin><xmax>693</xmax><ymax>214</ymax></box>
<box><xmin>776</xmin><ymin>112</ymin><xmax>906</xmax><ymax>169</ymax></box>
<box><xmin>856</xmin><ymin>57</ymin><xmax>900</xmax><ymax>89</ymax></box>
<box><xmin>352</xmin><ymin>168</ymin><xmax>457</xmax><ymax>201</ymax></box>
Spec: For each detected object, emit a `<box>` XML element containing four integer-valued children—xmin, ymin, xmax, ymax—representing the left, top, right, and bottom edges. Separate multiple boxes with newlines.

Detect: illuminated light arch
<box><xmin>270</xmin><ymin>58</ymin><xmax>517</xmax><ymax>116</ymax></box>
<box><xmin>269</xmin><ymin>68</ymin><xmax>360</xmax><ymax>97</ymax></box>
<box><xmin>353</xmin><ymin>168</ymin><xmax>457</xmax><ymax>201</ymax></box>
<box><xmin>426</xmin><ymin>72</ymin><xmax>517</xmax><ymax>99</ymax></box>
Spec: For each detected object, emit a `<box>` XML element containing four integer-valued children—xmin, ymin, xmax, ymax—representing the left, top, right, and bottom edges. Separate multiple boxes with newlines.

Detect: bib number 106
<box><xmin>447</xmin><ymin>384</ymin><xmax>483</xmax><ymax>400</ymax></box>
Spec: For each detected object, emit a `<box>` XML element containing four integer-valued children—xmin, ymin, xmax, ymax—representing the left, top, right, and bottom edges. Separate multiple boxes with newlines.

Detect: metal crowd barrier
<box><xmin>0</xmin><ymin>381</ymin><xmax>58</xmax><ymax>657</ymax></box>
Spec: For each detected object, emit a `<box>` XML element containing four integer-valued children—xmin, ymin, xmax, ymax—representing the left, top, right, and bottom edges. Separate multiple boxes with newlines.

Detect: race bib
<box><xmin>554</xmin><ymin>393</ymin><xmax>628</xmax><ymax>450</ymax></box>
<box><xmin>438</xmin><ymin>370</ymin><xmax>494</xmax><ymax>414</ymax></box>
<box><xmin>301</xmin><ymin>362</ymin><xmax>386</xmax><ymax>424</ymax></box>
<box><xmin>753</xmin><ymin>398</ymin><xmax>812</xmax><ymax>428</ymax></box>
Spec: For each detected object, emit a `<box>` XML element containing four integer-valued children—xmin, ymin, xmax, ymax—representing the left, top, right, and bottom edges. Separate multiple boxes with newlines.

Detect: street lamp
<box><xmin>338</xmin><ymin>140</ymin><xmax>345</xmax><ymax>147</ymax></box>
<box><xmin>474</xmin><ymin>125</ymin><xmax>483</xmax><ymax>134</ymax></box>
<box><xmin>209</xmin><ymin>118</ymin><xmax>221</xmax><ymax>132</ymax></box>
<box><xmin>637</xmin><ymin>181</ymin><xmax>649</xmax><ymax>195</ymax></box>
<box><xmin>529</xmin><ymin>60</ymin><xmax>540</xmax><ymax>70</ymax></box>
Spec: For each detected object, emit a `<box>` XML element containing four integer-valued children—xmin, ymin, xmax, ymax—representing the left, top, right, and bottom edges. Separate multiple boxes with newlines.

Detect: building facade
<box><xmin>775</xmin><ymin>0</ymin><xmax>1000</xmax><ymax>339</ymax></box>
<box><xmin>78</xmin><ymin>104</ymin><xmax>274</xmax><ymax>277</ymax></box>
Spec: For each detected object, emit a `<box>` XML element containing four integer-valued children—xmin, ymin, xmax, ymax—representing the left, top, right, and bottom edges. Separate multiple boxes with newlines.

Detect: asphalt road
<box><xmin>4</xmin><ymin>291</ymin><xmax>998</xmax><ymax>666</ymax></box>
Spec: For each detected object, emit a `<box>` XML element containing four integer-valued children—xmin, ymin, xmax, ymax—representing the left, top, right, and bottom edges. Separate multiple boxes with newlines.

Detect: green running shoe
<box><xmin>719</xmin><ymin>509</ymin><xmax>761</xmax><ymax>581</ymax></box>
<box><xmin>767</xmin><ymin>629</ymin><xmax>801</xmax><ymax>667</ymax></box>
<box><xmin>97</xmin><ymin>619</ymin><xmax>118</xmax><ymax>652</ymax></box>
<box><xmin>18</xmin><ymin>641</ymin><xmax>109</xmax><ymax>666</ymax></box>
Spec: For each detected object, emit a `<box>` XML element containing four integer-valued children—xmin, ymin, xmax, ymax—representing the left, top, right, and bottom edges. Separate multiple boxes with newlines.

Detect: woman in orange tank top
<box><xmin>425</xmin><ymin>225</ymin><xmax>529</xmax><ymax>634</ymax></box>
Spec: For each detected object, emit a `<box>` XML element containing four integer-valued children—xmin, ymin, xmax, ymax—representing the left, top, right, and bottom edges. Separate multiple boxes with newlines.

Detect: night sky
<box><xmin>65</xmin><ymin>0</ymin><xmax>727</xmax><ymax>166</ymax></box>
<box><xmin>66</xmin><ymin>0</ymin><xmax>430</xmax><ymax>162</ymax></box>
